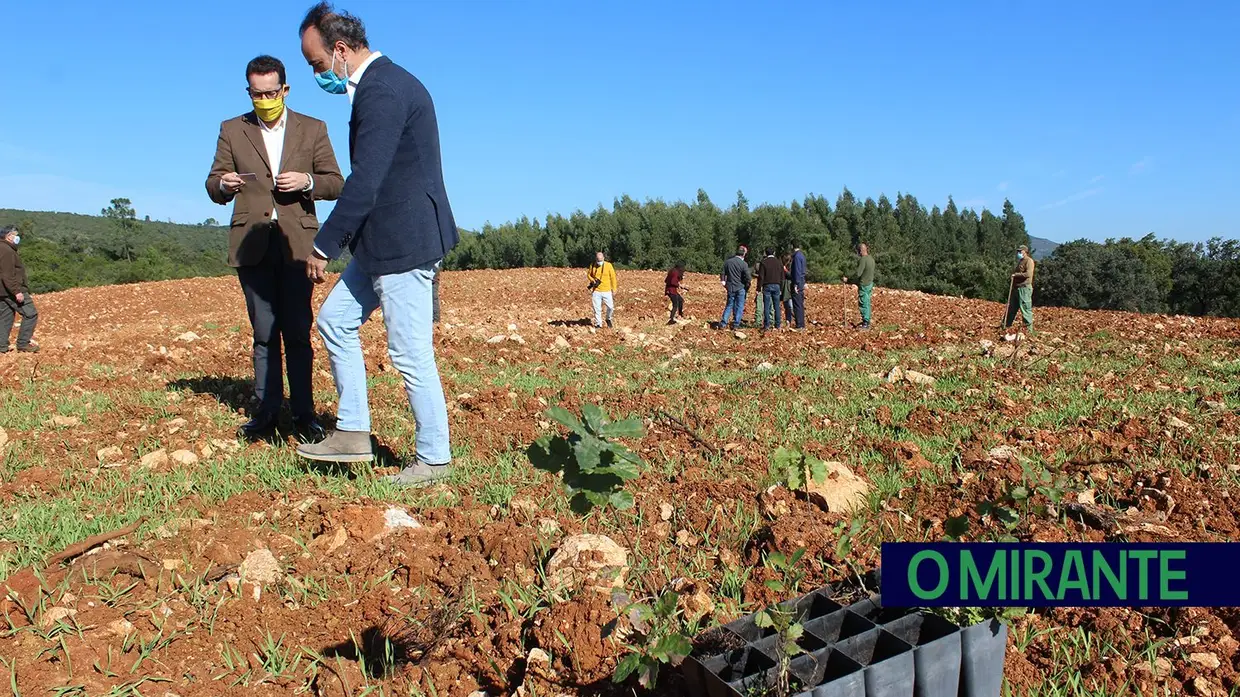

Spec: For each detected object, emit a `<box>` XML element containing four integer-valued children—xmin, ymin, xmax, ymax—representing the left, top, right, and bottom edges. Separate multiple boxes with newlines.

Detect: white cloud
<box><xmin>1130</xmin><ymin>157</ymin><xmax>1152</xmax><ymax>175</ymax></box>
<box><xmin>997</xmin><ymin>181</ymin><xmax>1010</xmax><ymax>192</ymax></box>
<box><xmin>1039</xmin><ymin>187</ymin><xmax>1104</xmax><ymax>211</ymax></box>
<box><xmin>1088</xmin><ymin>174</ymin><xmax>1106</xmax><ymax>184</ymax></box>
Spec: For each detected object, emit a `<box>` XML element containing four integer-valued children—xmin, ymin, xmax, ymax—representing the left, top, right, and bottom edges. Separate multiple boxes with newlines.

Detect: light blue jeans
<box><xmin>592</xmin><ymin>291</ymin><xmax>614</xmax><ymax>326</ymax></box>
<box><xmin>721</xmin><ymin>289</ymin><xmax>747</xmax><ymax>327</ymax></box>
<box><xmin>316</xmin><ymin>259</ymin><xmax>451</xmax><ymax>465</ymax></box>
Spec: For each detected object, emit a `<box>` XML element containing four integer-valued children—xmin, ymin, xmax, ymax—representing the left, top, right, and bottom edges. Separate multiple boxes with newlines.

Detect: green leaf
<box><xmin>573</xmin><ymin>435</ymin><xmax>604</xmax><ymax>472</ymax></box>
<box><xmin>637</xmin><ymin>661</ymin><xmax>659</xmax><ymax>689</ymax></box>
<box><xmin>1010</xmin><ymin>486</ymin><xmax>1030</xmax><ymax>501</ymax></box>
<box><xmin>612</xmin><ymin>653</ymin><xmax>642</xmax><ymax>683</ymax></box>
<box><xmin>765</xmin><ymin>551</ymin><xmax>787</xmax><ymax>569</ymax></box>
<box><xmin>754</xmin><ymin>611</ymin><xmax>774</xmax><ymax>628</ymax></box>
<box><xmin>599</xmin><ymin>417</ymin><xmax>644</xmax><ymax>439</ymax></box>
<box><xmin>788</xmin><ymin>548</ymin><xmax>807</xmax><ymax>568</ymax></box>
<box><xmin>976</xmin><ymin>501</ymin><xmax>993</xmax><ymax>517</ymax></box>
<box><xmin>653</xmin><ymin>592</ymin><xmax>678</xmax><ymax>618</ymax></box>
<box><xmin>546</xmin><ymin>406</ymin><xmax>587</xmax><ymax>434</ymax></box>
<box><xmin>652</xmin><ymin>633</ymin><xmax>692</xmax><ymax>665</ymax></box>
<box><xmin>597</xmin><ymin>454</ymin><xmax>641</xmax><ymax>481</ymax></box>
<box><xmin>807</xmin><ymin>458</ymin><xmax>827</xmax><ymax>484</ymax></box>
<box><xmin>582</xmin><ymin>404</ymin><xmax>606</xmax><ymax>435</ymax></box>
<box><xmin>944</xmin><ymin>515</ymin><xmax>970</xmax><ymax>538</ymax></box>
<box><xmin>772</xmin><ymin>447</ymin><xmax>801</xmax><ymax>472</ymax></box>
<box><xmin>609</xmin><ymin>490</ymin><xmax>635</xmax><ymax>510</ymax></box>
<box><xmin>764</xmin><ymin>579</ymin><xmax>786</xmax><ymax>593</ymax></box>
<box><xmin>569</xmin><ymin>492</ymin><xmax>597</xmax><ymax>515</ymax></box>
<box><xmin>608</xmin><ymin>443</ymin><xmax>645</xmax><ymax>466</ymax></box>
<box><xmin>786</xmin><ymin>624</ymin><xmax>804</xmax><ymax>641</ymax></box>
<box><xmin>786</xmin><ymin>465</ymin><xmax>805</xmax><ymax>491</ymax></box>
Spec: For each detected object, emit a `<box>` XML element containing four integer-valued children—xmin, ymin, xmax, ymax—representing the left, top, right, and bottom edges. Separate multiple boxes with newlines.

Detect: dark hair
<box><xmin>765</xmin><ymin>247</ymin><xmax>774</xmax><ymax>256</ymax></box>
<box><xmin>245</xmin><ymin>55</ymin><xmax>286</xmax><ymax>86</ymax></box>
<box><xmin>674</xmin><ymin>262</ymin><xmax>685</xmax><ymax>270</ymax></box>
<box><xmin>300</xmin><ymin>2</ymin><xmax>369</xmax><ymax>51</ymax></box>
<box><xmin>0</xmin><ymin>225</ymin><xmax>17</xmax><ymax>236</ymax></box>
<box><xmin>792</xmin><ymin>240</ymin><xmax>801</xmax><ymax>249</ymax></box>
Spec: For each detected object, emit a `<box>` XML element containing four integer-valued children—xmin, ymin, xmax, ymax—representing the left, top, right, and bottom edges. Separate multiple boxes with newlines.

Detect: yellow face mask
<box><xmin>252</xmin><ymin>96</ymin><xmax>285</xmax><ymax>123</ymax></box>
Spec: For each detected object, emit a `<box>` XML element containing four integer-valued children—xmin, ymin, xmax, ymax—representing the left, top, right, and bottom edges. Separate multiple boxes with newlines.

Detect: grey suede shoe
<box><xmin>296</xmin><ymin>430</ymin><xmax>373</xmax><ymax>463</ymax></box>
<box><xmin>383</xmin><ymin>461</ymin><xmax>452</xmax><ymax>488</ymax></box>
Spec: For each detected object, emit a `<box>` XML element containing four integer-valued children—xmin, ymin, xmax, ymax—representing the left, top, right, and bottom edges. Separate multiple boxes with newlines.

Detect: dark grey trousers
<box><xmin>236</xmin><ymin>227</ymin><xmax>315</xmax><ymax>419</ymax></box>
<box><xmin>0</xmin><ymin>296</ymin><xmax>37</xmax><ymax>350</ymax></box>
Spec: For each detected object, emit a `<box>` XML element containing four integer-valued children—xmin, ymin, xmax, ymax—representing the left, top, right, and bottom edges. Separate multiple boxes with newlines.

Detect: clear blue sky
<box><xmin>1</xmin><ymin>0</ymin><xmax>1236</xmax><ymax>244</ymax></box>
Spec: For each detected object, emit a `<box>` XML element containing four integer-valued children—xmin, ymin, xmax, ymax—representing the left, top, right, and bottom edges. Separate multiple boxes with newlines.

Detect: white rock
<box><xmin>170</xmin><ymin>450</ymin><xmax>199</xmax><ymax>466</ymax></box>
<box><xmin>757</xmin><ymin>362</ymin><xmax>775</xmax><ymax>372</ymax></box>
<box><xmin>96</xmin><ymin>446</ymin><xmax>124</xmax><ymax>462</ymax></box>
<box><xmin>803</xmin><ymin>462</ymin><xmax>871</xmax><ymax>515</ymax></box>
<box><xmin>905</xmin><ymin>370</ymin><xmax>936</xmax><ymax>386</ymax></box>
<box><xmin>239</xmin><ymin>549</ymin><xmax>283</xmax><ymax>585</ymax></box>
<box><xmin>547</xmin><ymin>534</ymin><xmax>629</xmax><ymax>592</ymax></box>
<box><xmin>50</xmin><ymin>415</ymin><xmax>81</xmax><ymax>428</ymax></box>
<box><xmin>383</xmin><ymin>506</ymin><xmax>423</xmax><ymax>532</ymax></box>
<box><xmin>554</xmin><ymin>335</ymin><xmax>571</xmax><ymax>349</ymax></box>
<box><xmin>175</xmin><ymin>332</ymin><xmax>200</xmax><ymax>342</ymax></box>
<box><xmin>486</xmin><ymin>335</ymin><xmax>506</xmax><ymax>344</ymax></box>
<box><xmin>141</xmin><ymin>450</ymin><xmax>169</xmax><ymax>469</ymax></box>
<box><xmin>40</xmin><ymin>607</ymin><xmax>77</xmax><ymax>628</ymax></box>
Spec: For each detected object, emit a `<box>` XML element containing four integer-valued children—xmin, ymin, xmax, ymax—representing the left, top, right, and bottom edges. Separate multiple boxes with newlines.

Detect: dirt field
<box><xmin>2</xmin><ymin>268</ymin><xmax>1239</xmax><ymax>696</ymax></box>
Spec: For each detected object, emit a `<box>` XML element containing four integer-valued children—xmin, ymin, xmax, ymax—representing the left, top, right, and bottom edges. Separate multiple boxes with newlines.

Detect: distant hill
<box><xmin>1028</xmin><ymin>235</ymin><xmax>1059</xmax><ymax>260</ymax></box>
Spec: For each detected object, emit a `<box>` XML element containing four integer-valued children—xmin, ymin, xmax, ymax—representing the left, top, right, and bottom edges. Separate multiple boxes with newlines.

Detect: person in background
<box><xmin>664</xmin><ymin>262</ymin><xmax>689</xmax><ymax>325</ymax></box>
<box><xmin>752</xmin><ymin>258</ymin><xmax>764</xmax><ymax>327</ymax></box>
<box><xmin>294</xmin><ymin>1</ymin><xmax>460</xmax><ymax>487</ymax></box>
<box><xmin>719</xmin><ymin>246</ymin><xmax>750</xmax><ymax>330</ymax></box>
<box><xmin>781</xmin><ymin>253</ymin><xmax>794</xmax><ymax>328</ymax></box>
<box><xmin>842</xmin><ymin>242</ymin><xmax>875</xmax><ymax>330</ymax></box>
<box><xmin>1005</xmin><ymin>244</ymin><xmax>1036</xmax><ymax>334</ymax></box>
<box><xmin>587</xmin><ymin>251</ymin><xmax>618</xmax><ymax>328</ymax></box>
<box><xmin>205</xmin><ymin>54</ymin><xmax>344</xmax><ymax>441</ymax></box>
<box><xmin>0</xmin><ymin>225</ymin><xmax>38</xmax><ymax>354</ymax></box>
<box><xmin>758</xmin><ymin>247</ymin><xmax>785</xmax><ymax>330</ymax></box>
<box><xmin>790</xmin><ymin>242</ymin><xmax>808</xmax><ymax>329</ymax></box>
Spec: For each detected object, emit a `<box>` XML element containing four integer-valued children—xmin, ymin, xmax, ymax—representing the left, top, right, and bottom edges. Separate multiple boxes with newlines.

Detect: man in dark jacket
<box><xmin>790</xmin><ymin>242</ymin><xmax>808</xmax><ymax>329</ymax></box>
<box><xmin>0</xmin><ymin>226</ymin><xmax>38</xmax><ymax>353</ymax></box>
<box><xmin>757</xmin><ymin>248</ymin><xmax>785</xmax><ymax>330</ymax></box>
<box><xmin>1005</xmin><ymin>244</ymin><xmax>1035</xmax><ymax>333</ymax></box>
<box><xmin>719</xmin><ymin>246</ymin><xmax>750</xmax><ymax>330</ymax></box>
<box><xmin>842</xmin><ymin>243</ymin><xmax>876</xmax><ymax>330</ymax></box>
<box><xmin>296</xmin><ymin>2</ymin><xmax>459</xmax><ymax>487</ymax></box>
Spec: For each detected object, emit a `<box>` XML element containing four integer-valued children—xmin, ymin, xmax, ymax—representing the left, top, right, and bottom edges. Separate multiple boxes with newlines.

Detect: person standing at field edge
<box><xmin>664</xmin><ymin>262</ymin><xmax>688</xmax><ymax>325</ymax></box>
<box><xmin>790</xmin><ymin>241</ymin><xmax>808</xmax><ymax>329</ymax></box>
<box><xmin>842</xmin><ymin>242</ymin><xmax>875</xmax><ymax>330</ymax></box>
<box><xmin>587</xmin><ymin>251</ymin><xmax>618</xmax><ymax>328</ymax></box>
<box><xmin>719</xmin><ymin>246</ymin><xmax>751</xmax><ymax>330</ymax></box>
<box><xmin>205</xmin><ymin>54</ymin><xmax>345</xmax><ymax>442</ymax></box>
<box><xmin>758</xmin><ymin>247</ymin><xmax>785</xmax><ymax>330</ymax></box>
<box><xmin>0</xmin><ymin>225</ymin><xmax>38</xmax><ymax>354</ymax></box>
<box><xmin>1005</xmin><ymin>244</ymin><xmax>1035</xmax><ymax>334</ymax></box>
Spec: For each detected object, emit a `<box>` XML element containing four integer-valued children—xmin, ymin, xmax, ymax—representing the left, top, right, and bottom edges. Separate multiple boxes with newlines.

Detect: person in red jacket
<box><xmin>664</xmin><ymin>262</ymin><xmax>689</xmax><ymax>325</ymax></box>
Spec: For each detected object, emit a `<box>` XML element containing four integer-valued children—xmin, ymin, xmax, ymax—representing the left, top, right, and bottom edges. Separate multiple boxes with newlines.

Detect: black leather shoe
<box><xmin>293</xmin><ymin>416</ymin><xmax>327</xmax><ymax>443</ymax></box>
<box><xmin>238</xmin><ymin>413</ymin><xmax>278</xmax><ymax>439</ymax></box>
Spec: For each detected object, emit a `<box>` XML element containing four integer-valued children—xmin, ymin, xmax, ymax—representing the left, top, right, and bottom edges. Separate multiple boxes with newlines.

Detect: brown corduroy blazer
<box><xmin>205</xmin><ymin>110</ymin><xmax>344</xmax><ymax>266</ymax></box>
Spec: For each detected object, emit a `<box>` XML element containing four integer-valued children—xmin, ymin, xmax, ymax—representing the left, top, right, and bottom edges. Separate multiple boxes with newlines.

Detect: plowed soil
<box><xmin>2</xmin><ymin>268</ymin><xmax>1239</xmax><ymax>696</ymax></box>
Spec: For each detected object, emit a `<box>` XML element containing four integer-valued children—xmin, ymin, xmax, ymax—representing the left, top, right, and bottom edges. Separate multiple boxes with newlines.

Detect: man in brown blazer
<box><xmin>206</xmin><ymin>54</ymin><xmax>343</xmax><ymax>441</ymax></box>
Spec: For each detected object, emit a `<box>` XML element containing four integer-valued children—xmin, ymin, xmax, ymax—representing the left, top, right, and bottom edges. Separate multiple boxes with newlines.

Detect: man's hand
<box><xmin>14</xmin><ymin>292</ymin><xmax>24</xmax><ymax>303</ymax></box>
<box><xmin>276</xmin><ymin>172</ymin><xmax>311</xmax><ymax>193</ymax></box>
<box><xmin>306</xmin><ymin>253</ymin><xmax>329</xmax><ymax>284</ymax></box>
<box><xmin>220</xmin><ymin>172</ymin><xmax>246</xmax><ymax>194</ymax></box>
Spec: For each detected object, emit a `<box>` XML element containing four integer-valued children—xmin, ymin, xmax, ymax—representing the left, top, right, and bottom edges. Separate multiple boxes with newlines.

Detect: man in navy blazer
<box><xmin>295</xmin><ymin>2</ymin><xmax>460</xmax><ymax>486</ymax></box>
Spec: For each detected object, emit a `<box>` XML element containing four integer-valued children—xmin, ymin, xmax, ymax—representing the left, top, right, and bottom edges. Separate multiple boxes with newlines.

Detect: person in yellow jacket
<box><xmin>586</xmin><ymin>251</ymin><xmax>618</xmax><ymax>328</ymax></box>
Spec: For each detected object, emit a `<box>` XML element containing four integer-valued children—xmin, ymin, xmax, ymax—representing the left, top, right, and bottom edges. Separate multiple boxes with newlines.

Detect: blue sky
<box><xmin>1</xmin><ymin>0</ymin><xmax>1236</xmax><ymax>244</ymax></box>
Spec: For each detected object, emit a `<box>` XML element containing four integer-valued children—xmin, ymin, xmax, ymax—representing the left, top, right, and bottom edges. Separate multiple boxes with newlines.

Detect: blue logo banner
<box><xmin>879</xmin><ymin>542</ymin><xmax>1230</xmax><ymax>607</ymax></box>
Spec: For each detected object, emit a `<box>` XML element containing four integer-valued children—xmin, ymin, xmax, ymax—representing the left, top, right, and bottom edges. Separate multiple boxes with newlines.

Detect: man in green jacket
<box><xmin>1005</xmin><ymin>244</ymin><xmax>1035</xmax><ymax>333</ymax></box>
<box><xmin>842</xmin><ymin>243</ymin><xmax>875</xmax><ymax>330</ymax></box>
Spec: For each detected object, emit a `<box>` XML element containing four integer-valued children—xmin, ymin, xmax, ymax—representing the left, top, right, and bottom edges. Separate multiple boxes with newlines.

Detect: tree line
<box><xmin>444</xmin><ymin>189</ymin><xmax>1034</xmax><ymax>302</ymax></box>
<box><xmin>1037</xmin><ymin>234</ymin><xmax>1240</xmax><ymax>317</ymax></box>
<box><xmin>4</xmin><ymin>191</ymin><xmax>1236</xmax><ymax>318</ymax></box>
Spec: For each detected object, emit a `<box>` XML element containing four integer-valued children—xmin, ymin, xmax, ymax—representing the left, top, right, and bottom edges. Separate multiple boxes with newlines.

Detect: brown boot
<box><xmin>296</xmin><ymin>430</ymin><xmax>373</xmax><ymax>463</ymax></box>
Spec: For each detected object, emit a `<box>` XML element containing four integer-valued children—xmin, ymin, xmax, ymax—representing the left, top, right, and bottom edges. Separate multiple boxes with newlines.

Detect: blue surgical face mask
<box><xmin>10</xmin><ymin>235</ymin><xmax>19</xmax><ymax>246</ymax></box>
<box><xmin>1017</xmin><ymin>252</ymin><xmax>1024</xmax><ymax>260</ymax></box>
<box><xmin>315</xmin><ymin>53</ymin><xmax>349</xmax><ymax>95</ymax></box>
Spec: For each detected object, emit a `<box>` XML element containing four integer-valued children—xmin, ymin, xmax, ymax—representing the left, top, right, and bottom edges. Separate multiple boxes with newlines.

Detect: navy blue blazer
<box><xmin>314</xmin><ymin>55</ymin><xmax>459</xmax><ymax>276</ymax></box>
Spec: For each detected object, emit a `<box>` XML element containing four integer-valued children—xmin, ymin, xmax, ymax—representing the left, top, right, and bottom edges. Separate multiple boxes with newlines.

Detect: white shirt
<box><xmin>219</xmin><ymin>109</ymin><xmax>313</xmax><ymax>220</ymax></box>
<box><xmin>346</xmin><ymin>51</ymin><xmax>383</xmax><ymax>105</ymax></box>
<box><xmin>258</xmin><ymin>111</ymin><xmax>287</xmax><ymax>220</ymax></box>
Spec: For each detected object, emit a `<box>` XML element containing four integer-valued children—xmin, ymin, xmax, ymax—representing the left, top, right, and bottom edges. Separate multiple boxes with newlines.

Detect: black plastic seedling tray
<box><xmin>681</xmin><ymin>585</ymin><xmax>1007</xmax><ymax>697</ymax></box>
